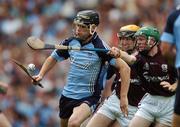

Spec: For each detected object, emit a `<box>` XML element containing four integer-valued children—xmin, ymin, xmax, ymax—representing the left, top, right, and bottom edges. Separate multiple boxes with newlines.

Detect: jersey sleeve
<box><xmin>50</xmin><ymin>38</ymin><xmax>71</xmax><ymax>61</ymax></box>
<box><xmin>161</xmin><ymin>10</ymin><xmax>179</xmax><ymax>44</ymax></box>
<box><xmin>92</xmin><ymin>36</ymin><xmax>113</xmax><ymax>63</ymax></box>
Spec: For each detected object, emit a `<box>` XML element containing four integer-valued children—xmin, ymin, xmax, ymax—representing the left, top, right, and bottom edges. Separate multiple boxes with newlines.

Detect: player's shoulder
<box><xmin>92</xmin><ymin>34</ymin><xmax>110</xmax><ymax>49</ymax></box>
<box><xmin>163</xmin><ymin>8</ymin><xmax>180</xmax><ymax>31</ymax></box>
<box><xmin>169</xmin><ymin>6</ymin><xmax>180</xmax><ymax>18</ymax></box>
<box><xmin>59</xmin><ymin>37</ymin><xmax>75</xmax><ymax>45</ymax></box>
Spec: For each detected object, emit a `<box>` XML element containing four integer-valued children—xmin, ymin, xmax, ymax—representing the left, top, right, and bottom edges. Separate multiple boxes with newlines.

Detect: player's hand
<box><xmin>120</xmin><ymin>96</ymin><xmax>128</xmax><ymax>117</ymax></box>
<box><xmin>108</xmin><ymin>47</ymin><xmax>121</xmax><ymax>58</ymax></box>
<box><xmin>32</xmin><ymin>74</ymin><xmax>43</xmax><ymax>84</ymax></box>
<box><xmin>160</xmin><ymin>81</ymin><xmax>176</xmax><ymax>92</ymax></box>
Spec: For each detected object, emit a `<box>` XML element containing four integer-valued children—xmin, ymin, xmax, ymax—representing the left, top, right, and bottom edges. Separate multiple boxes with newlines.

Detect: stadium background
<box><xmin>0</xmin><ymin>0</ymin><xmax>179</xmax><ymax>126</ymax></box>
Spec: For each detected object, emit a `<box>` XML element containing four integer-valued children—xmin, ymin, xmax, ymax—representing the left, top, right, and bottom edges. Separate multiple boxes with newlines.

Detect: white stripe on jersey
<box><xmin>102</xmin><ymin>40</ymin><xmax>111</xmax><ymax>50</ymax></box>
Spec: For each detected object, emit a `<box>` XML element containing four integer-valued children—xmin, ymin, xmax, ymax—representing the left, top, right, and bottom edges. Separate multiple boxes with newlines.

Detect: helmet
<box><xmin>117</xmin><ymin>25</ymin><xmax>140</xmax><ymax>53</ymax></box>
<box><xmin>73</xmin><ymin>10</ymin><xmax>99</xmax><ymax>41</ymax></box>
<box><xmin>134</xmin><ymin>26</ymin><xmax>160</xmax><ymax>42</ymax></box>
<box><xmin>74</xmin><ymin>10</ymin><xmax>99</xmax><ymax>26</ymax></box>
<box><xmin>117</xmin><ymin>24</ymin><xmax>140</xmax><ymax>38</ymax></box>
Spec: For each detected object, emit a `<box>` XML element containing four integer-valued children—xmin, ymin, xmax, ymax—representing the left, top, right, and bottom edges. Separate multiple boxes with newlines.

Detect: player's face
<box><xmin>118</xmin><ymin>37</ymin><xmax>134</xmax><ymax>52</ymax></box>
<box><xmin>135</xmin><ymin>35</ymin><xmax>148</xmax><ymax>52</ymax></box>
<box><xmin>73</xmin><ymin>23</ymin><xmax>91</xmax><ymax>41</ymax></box>
<box><xmin>136</xmin><ymin>35</ymin><xmax>156</xmax><ymax>52</ymax></box>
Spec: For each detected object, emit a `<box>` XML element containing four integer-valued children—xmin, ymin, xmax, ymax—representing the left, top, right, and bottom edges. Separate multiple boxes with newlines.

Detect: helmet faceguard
<box><xmin>134</xmin><ymin>26</ymin><xmax>160</xmax><ymax>55</ymax></box>
<box><xmin>73</xmin><ymin>10</ymin><xmax>99</xmax><ymax>42</ymax></box>
<box><xmin>117</xmin><ymin>25</ymin><xmax>140</xmax><ymax>53</ymax></box>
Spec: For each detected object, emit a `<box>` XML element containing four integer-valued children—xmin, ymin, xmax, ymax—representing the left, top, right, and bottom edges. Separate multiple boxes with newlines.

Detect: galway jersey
<box><xmin>161</xmin><ymin>9</ymin><xmax>180</xmax><ymax>68</ymax></box>
<box><xmin>107</xmin><ymin>64</ymin><xmax>146</xmax><ymax>107</ymax></box>
<box><xmin>135</xmin><ymin>49</ymin><xmax>177</xmax><ymax>96</ymax></box>
<box><xmin>51</xmin><ymin>33</ymin><xmax>115</xmax><ymax>99</ymax></box>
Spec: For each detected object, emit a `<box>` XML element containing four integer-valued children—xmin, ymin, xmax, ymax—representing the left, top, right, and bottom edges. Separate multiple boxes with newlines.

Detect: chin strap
<box><xmin>147</xmin><ymin>36</ymin><xmax>158</xmax><ymax>50</ymax></box>
<box><xmin>139</xmin><ymin>37</ymin><xmax>158</xmax><ymax>55</ymax></box>
<box><xmin>89</xmin><ymin>24</ymin><xmax>97</xmax><ymax>35</ymax></box>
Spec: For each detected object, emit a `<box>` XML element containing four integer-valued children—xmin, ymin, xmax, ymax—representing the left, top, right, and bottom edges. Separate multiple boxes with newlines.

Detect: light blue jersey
<box><xmin>51</xmin><ymin>33</ymin><xmax>116</xmax><ymax>99</ymax></box>
<box><xmin>161</xmin><ymin>9</ymin><xmax>180</xmax><ymax>68</ymax></box>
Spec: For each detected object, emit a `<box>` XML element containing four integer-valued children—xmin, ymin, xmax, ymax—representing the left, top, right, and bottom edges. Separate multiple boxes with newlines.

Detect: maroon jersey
<box><xmin>135</xmin><ymin>49</ymin><xmax>177</xmax><ymax>97</ymax></box>
<box><xmin>107</xmin><ymin>64</ymin><xmax>146</xmax><ymax>107</ymax></box>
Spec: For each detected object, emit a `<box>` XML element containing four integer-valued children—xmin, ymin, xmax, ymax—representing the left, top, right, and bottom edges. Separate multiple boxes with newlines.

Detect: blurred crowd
<box><xmin>0</xmin><ymin>0</ymin><xmax>179</xmax><ymax>127</ymax></box>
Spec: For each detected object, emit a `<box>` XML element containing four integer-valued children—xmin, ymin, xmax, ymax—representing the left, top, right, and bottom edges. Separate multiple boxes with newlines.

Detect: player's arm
<box><xmin>33</xmin><ymin>56</ymin><xmax>57</xmax><ymax>82</ymax></box>
<box><xmin>160</xmin><ymin>10</ymin><xmax>176</xmax><ymax>59</ymax></box>
<box><xmin>120</xmin><ymin>50</ymin><xmax>136</xmax><ymax>64</ymax></box>
<box><xmin>160</xmin><ymin>42</ymin><xmax>172</xmax><ymax>55</ymax></box>
<box><xmin>160</xmin><ymin>42</ymin><xmax>176</xmax><ymax>58</ymax></box>
<box><xmin>109</xmin><ymin>47</ymin><xmax>136</xmax><ymax>64</ymax></box>
<box><xmin>160</xmin><ymin>42</ymin><xmax>176</xmax><ymax>65</ymax></box>
<box><xmin>114</xmin><ymin>58</ymin><xmax>130</xmax><ymax>116</ymax></box>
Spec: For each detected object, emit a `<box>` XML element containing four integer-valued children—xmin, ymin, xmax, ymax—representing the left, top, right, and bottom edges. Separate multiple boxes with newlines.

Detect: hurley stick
<box><xmin>11</xmin><ymin>59</ymin><xmax>43</xmax><ymax>88</ymax></box>
<box><xmin>27</xmin><ymin>36</ymin><xmax>109</xmax><ymax>52</ymax></box>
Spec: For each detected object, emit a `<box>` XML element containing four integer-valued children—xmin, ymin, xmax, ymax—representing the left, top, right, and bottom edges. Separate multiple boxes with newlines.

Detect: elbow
<box><xmin>116</xmin><ymin>58</ymin><xmax>131</xmax><ymax>73</ymax></box>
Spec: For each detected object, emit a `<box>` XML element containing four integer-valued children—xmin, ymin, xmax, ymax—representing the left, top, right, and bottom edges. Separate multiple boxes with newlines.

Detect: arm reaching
<box><xmin>120</xmin><ymin>50</ymin><xmax>136</xmax><ymax>64</ymax></box>
<box><xmin>109</xmin><ymin>47</ymin><xmax>136</xmax><ymax>64</ymax></box>
<box><xmin>33</xmin><ymin>56</ymin><xmax>57</xmax><ymax>83</ymax></box>
<box><xmin>115</xmin><ymin>58</ymin><xmax>131</xmax><ymax>117</ymax></box>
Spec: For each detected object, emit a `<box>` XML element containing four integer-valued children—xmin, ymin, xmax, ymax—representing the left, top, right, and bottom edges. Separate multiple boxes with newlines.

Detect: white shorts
<box><xmin>97</xmin><ymin>93</ymin><xmax>138</xmax><ymax>127</ymax></box>
<box><xmin>136</xmin><ymin>93</ymin><xmax>175</xmax><ymax>126</ymax></box>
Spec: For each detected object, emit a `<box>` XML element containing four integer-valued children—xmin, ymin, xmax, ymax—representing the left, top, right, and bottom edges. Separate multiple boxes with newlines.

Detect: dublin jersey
<box><xmin>51</xmin><ymin>33</ymin><xmax>115</xmax><ymax>99</ymax></box>
<box><xmin>106</xmin><ymin>64</ymin><xmax>145</xmax><ymax>107</ymax></box>
<box><xmin>161</xmin><ymin>9</ymin><xmax>180</xmax><ymax>68</ymax></box>
<box><xmin>135</xmin><ymin>49</ymin><xmax>177</xmax><ymax>96</ymax></box>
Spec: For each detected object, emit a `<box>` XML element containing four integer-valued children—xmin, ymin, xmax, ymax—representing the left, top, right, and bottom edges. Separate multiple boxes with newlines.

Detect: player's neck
<box><xmin>82</xmin><ymin>35</ymin><xmax>93</xmax><ymax>44</ymax></box>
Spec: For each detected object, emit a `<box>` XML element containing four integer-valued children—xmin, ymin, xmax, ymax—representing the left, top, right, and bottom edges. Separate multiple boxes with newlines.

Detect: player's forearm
<box><xmin>39</xmin><ymin>56</ymin><xmax>57</xmax><ymax>78</ymax></box>
<box><xmin>120</xmin><ymin>68</ymin><xmax>130</xmax><ymax>98</ymax></box>
<box><xmin>160</xmin><ymin>42</ymin><xmax>172</xmax><ymax>56</ymax></box>
<box><xmin>160</xmin><ymin>42</ymin><xmax>176</xmax><ymax>60</ymax></box>
<box><xmin>116</xmin><ymin>58</ymin><xmax>130</xmax><ymax>97</ymax></box>
<box><xmin>120</xmin><ymin>50</ymin><xmax>136</xmax><ymax>65</ymax></box>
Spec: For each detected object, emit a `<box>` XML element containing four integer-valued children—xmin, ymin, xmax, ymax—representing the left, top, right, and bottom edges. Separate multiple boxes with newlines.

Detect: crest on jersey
<box><xmin>161</xmin><ymin>64</ymin><xmax>168</xmax><ymax>72</ymax></box>
<box><xmin>143</xmin><ymin>62</ymin><xmax>149</xmax><ymax>70</ymax></box>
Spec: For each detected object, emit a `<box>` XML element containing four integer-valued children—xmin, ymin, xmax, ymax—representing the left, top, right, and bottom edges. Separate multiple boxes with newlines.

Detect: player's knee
<box><xmin>68</xmin><ymin>118</ymin><xmax>81</xmax><ymax>127</ymax></box>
